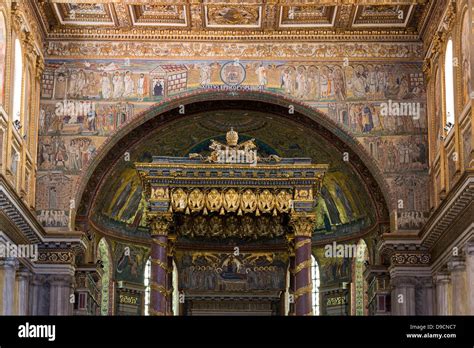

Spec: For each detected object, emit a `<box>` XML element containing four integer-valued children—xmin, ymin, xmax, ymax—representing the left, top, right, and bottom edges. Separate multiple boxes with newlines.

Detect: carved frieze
<box><xmin>169</xmin><ymin>187</ymin><xmax>294</xmax><ymax>216</ymax></box>
<box><xmin>37</xmin><ymin>249</ymin><xmax>75</xmax><ymax>264</ymax></box>
<box><xmin>390</xmin><ymin>252</ymin><xmax>431</xmax><ymax>266</ymax></box>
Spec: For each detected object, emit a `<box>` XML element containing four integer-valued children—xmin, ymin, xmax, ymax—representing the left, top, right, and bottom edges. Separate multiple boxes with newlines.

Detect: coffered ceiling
<box><xmin>30</xmin><ymin>0</ymin><xmax>432</xmax><ymax>41</ymax></box>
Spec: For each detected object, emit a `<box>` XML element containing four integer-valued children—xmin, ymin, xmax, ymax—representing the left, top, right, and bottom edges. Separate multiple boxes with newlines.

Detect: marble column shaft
<box><xmin>28</xmin><ymin>275</ymin><xmax>43</xmax><ymax>315</ymax></box>
<box><xmin>49</xmin><ymin>275</ymin><xmax>74</xmax><ymax>315</ymax></box>
<box><xmin>0</xmin><ymin>258</ymin><xmax>19</xmax><ymax>315</ymax></box>
<box><xmin>448</xmin><ymin>257</ymin><xmax>468</xmax><ymax>315</ymax></box>
<box><xmin>434</xmin><ymin>273</ymin><xmax>451</xmax><ymax>315</ymax></box>
<box><xmin>391</xmin><ymin>277</ymin><xmax>416</xmax><ymax>315</ymax></box>
<box><xmin>466</xmin><ymin>241</ymin><xmax>474</xmax><ymax>314</ymax></box>
<box><xmin>16</xmin><ymin>270</ymin><xmax>30</xmax><ymax>315</ymax></box>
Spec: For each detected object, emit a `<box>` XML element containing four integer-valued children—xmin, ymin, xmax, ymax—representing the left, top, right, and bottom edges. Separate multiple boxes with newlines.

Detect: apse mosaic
<box><xmin>37</xmin><ymin>57</ymin><xmax>429</xmax><ymax>233</ymax></box>
<box><xmin>90</xmin><ymin>111</ymin><xmax>376</xmax><ymax>240</ymax></box>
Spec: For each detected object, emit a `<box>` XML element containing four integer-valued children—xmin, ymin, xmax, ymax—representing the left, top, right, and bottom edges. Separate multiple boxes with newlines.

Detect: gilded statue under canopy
<box><xmin>189</xmin><ymin>128</ymin><xmax>281</xmax><ymax>164</ymax></box>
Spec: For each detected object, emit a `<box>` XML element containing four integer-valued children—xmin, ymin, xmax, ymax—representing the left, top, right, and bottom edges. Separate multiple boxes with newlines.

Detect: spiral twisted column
<box><xmin>290</xmin><ymin>214</ymin><xmax>316</xmax><ymax>316</ymax></box>
<box><xmin>149</xmin><ymin>214</ymin><xmax>172</xmax><ymax>316</ymax></box>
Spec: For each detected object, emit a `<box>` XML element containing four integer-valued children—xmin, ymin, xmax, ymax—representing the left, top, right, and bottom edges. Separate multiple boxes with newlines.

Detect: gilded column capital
<box><xmin>149</xmin><ymin>214</ymin><xmax>173</xmax><ymax>236</ymax></box>
<box><xmin>290</xmin><ymin>213</ymin><xmax>316</xmax><ymax>238</ymax></box>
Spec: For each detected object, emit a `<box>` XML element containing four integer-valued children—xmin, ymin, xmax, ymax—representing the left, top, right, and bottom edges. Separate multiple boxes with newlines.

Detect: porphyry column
<box><xmin>291</xmin><ymin>214</ymin><xmax>315</xmax><ymax>316</ymax></box>
<box><xmin>149</xmin><ymin>215</ymin><xmax>172</xmax><ymax>316</ymax></box>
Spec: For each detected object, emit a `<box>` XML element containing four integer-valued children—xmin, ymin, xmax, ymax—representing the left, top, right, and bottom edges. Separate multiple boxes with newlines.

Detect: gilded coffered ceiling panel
<box><xmin>353</xmin><ymin>5</ymin><xmax>414</xmax><ymax>27</ymax></box>
<box><xmin>204</xmin><ymin>5</ymin><xmax>262</xmax><ymax>28</ymax></box>
<box><xmin>31</xmin><ymin>0</ymin><xmax>432</xmax><ymax>41</ymax></box>
<box><xmin>278</xmin><ymin>5</ymin><xmax>337</xmax><ymax>28</ymax></box>
<box><xmin>129</xmin><ymin>4</ymin><xmax>188</xmax><ymax>27</ymax></box>
<box><xmin>53</xmin><ymin>2</ymin><xmax>115</xmax><ymax>26</ymax></box>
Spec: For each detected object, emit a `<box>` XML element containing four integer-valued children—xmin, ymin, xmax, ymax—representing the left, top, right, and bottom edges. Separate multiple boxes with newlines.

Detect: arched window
<box><xmin>143</xmin><ymin>259</ymin><xmax>178</xmax><ymax>316</ymax></box>
<box><xmin>0</xmin><ymin>12</ymin><xmax>6</xmax><ymax>105</ymax></box>
<box><xmin>311</xmin><ymin>255</ymin><xmax>320</xmax><ymax>315</ymax></box>
<box><xmin>23</xmin><ymin>67</ymin><xmax>31</xmax><ymax>139</ymax></box>
<box><xmin>434</xmin><ymin>67</ymin><xmax>442</xmax><ymax>146</ymax></box>
<box><xmin>444</xmin><ymin>38</ymin><xmax>455</xmax><ymax>127</ymax></box>
<box><xmin>172</xmin><ymin>261</ymin><xmax>179</xmax><ymax>316</ymax></box>
<box><xmin>144</xmin><ymin>257</ymin><xmax>151</xmax><ymax>316</ymax></box>
<box><xmin>98</xmin><ymin>238</ymin><xmax>112</xmax><ymax>315</ymax></box>
<box><xmin>12</xmin><ymin>38</ymin><xmax>23</xmax><ymax>124</ymax></box>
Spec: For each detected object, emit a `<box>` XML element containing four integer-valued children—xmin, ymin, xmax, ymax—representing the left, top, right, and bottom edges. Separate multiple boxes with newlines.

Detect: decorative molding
<box><xmin>421</xmin><ymin>174</ymin><xmax>474</xmax><ymax>249</ymax></box>
<box><xmin>44</xmin><ymin>40</ymin><xmax>424</xmax><ymax>60</ymax></box>
<box><xmin>0</xmin><ymin>176</ymin><xmax>44</xmax><ymax>244</ymax></box>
